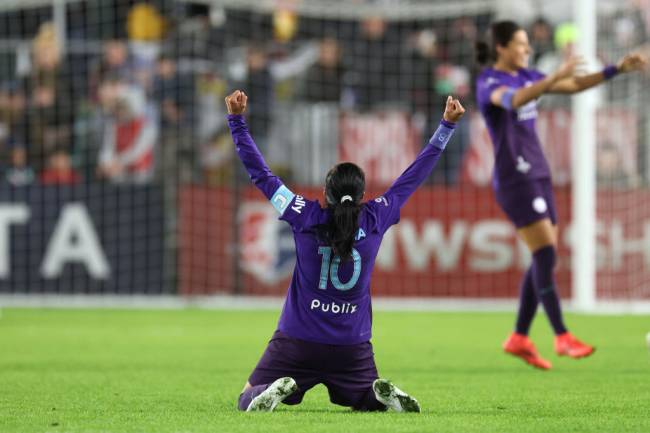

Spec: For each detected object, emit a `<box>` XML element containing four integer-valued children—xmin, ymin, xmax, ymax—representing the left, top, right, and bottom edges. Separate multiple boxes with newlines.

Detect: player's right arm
<box><xmin>226</xmin><ymin>90</ymin><xmax>295</xmax><ymax>216</ymax></box>
<box><xmin>488</xmin><ymin>57</ymin><xmax>582</xmax><ymax>110</ymax></box>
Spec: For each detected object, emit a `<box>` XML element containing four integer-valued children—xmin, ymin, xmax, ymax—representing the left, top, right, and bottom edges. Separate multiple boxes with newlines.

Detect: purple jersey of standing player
<box><xmin>476</xmin><ymin>67</ymin><xmax>552</xmax><ymax>189</ymax></box>
<box><xmin>228</xmin><ymin>114</ymin><xmax>455</xmax><ymax>345</ymax></box>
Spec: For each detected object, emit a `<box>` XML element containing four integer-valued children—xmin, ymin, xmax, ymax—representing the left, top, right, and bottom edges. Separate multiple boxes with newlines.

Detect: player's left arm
<box><xmin>548</xmin><ymin>53</ymin><xmax>648</xmax><ymax>94</ymax></box>
<box><xmin>226</xmin><ymin>90</ymin><xmax>295</xmax><ymax>215</ymax></box>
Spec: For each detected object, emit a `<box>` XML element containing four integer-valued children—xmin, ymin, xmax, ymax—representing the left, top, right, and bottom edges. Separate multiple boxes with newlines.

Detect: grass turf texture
<box><xmin>1</xmin><ymin>309</ymin><xmax>649</xmax><ymax>433</ymax></box>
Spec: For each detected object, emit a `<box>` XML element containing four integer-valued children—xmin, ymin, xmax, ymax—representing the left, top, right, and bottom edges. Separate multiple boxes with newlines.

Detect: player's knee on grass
<box><xmin>237</xmin><ymin>383</ymin><xmax>271</xmax><ymax>411</ymax></box>
<box><xmin>328</xmin><ymin>385</ymin><xmax>386</xmax><ymax>412</ymax></box>
<box><xmin>280</xmin><ymin>390</ymin><xmax>305</xmax><ymax>405</ymax></box>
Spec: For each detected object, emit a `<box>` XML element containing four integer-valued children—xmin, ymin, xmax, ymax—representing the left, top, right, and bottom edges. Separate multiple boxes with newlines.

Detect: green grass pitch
<box><xmin>1</xmin><ymin>308</ymin><xmax>649</xmax><ymax>432</ymax></box>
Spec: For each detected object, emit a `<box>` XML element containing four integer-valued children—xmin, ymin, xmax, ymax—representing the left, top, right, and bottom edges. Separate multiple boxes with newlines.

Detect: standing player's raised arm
<box><xmin>383</xmin><ymin>96</ymin><xmax>465</xmax><ymax>209</ymax></box>
<box><xmin>226</xmin><ymin>90</ymin><xmax>294</xmax><ymax>215</ymax></box>
<box><xmin>488</xmin><ymin>56</ymin><xmax>582</xmax><ymax>110</ymax></box>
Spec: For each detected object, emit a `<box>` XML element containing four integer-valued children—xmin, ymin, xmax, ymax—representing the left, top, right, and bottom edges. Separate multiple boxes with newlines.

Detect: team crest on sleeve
<box><xmin>270</xmin><ymin>185</ymin><xmax>295</xmax><ymax>215</ymax></box>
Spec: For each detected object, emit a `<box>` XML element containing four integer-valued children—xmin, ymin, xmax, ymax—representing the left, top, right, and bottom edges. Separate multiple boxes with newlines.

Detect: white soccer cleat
<box><xmin>372</xmin><ymin>379</ymin><xmax>421</xmax><ymax>413</ymax></box>
<box><xmin>246</xmin><ymin>377</ymin><xmax>297</xmax><ymax>412</ymax></box>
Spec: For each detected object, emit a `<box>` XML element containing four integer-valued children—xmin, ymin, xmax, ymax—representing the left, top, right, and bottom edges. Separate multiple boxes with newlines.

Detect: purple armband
<box><xmin>429</xmin><ymin>120</ymin><xmax>456</xmax><ymax>150</ymax></box>
<box><xmin>500</xmin><ymin>87</ymin><xmax>516</xmax><ymax>110</ymax></box>
<box><xmin>603</xmin><ymin>65</ymin><xmax>618</xmax><ymax>80</ymax></box>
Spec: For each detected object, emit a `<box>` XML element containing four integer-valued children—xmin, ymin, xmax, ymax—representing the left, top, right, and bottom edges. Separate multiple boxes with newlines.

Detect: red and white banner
<box><xmin>339</xmin><ymin>111</ymin><xmax>420</xmax><ymax>186</ymax></box>
<box><xmin>179</xmin><ymin>186</ymin><xmax>650</xmax><ymax>300</ymax></box>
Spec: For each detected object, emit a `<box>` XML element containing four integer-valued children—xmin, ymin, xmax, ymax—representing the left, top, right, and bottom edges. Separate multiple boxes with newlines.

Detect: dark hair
<box><xmin>475</xmin><ymin>21</ymin><xmax>523</xmax><ymax>64</ymax></box>
<box><xmin>323</xmin><ymin>162</ymin><xmax>365</xmax><ymax>261</ymax></box>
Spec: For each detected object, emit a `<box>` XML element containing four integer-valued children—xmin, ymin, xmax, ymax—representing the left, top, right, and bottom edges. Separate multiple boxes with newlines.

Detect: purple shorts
<box><xmin>494</xmin><ymin>178</ymin><xmax>557</xmax><ymax>228</ymax></box>
<box><xmin>247</xmin><ymin>330</ymin><xmax>382</xmax><ymax>409</ymax></box>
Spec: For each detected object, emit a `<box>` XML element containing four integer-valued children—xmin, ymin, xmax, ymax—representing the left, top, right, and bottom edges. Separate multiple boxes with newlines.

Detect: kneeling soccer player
<box><xmin>225</xmin><ymin>89</ymin><xmax>465</xmax><ymax>412</ymax></box>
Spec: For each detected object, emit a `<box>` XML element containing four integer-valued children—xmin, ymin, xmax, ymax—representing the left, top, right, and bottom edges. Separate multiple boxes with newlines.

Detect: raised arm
<box><xmin>489</xmin><ymin>57</ymin><xmax>582</xmax><ymax>109</ymax></box>
<box><xmin>226</xmin><ymin>90</ymin><xmax>291</xmax><ymax>212</ymax></box>
<box><xmin>383</xmin><ymin>96</ymin><xmax>465</xmax><ymax>209</ymax></box>
<box><xmin>547</xmin><ymin>53</ymin><xmax>648</xmax><ymax>94</ymax></box>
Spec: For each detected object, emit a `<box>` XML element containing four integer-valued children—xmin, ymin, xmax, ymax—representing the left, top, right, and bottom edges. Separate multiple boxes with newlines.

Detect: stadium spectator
<box><xmin>154</xmin><ymin>55</ymin><xmax>198</xmax><ymax>182</ymax></box>
<box><xmin>166</xmin><ymin>3</ymin><xmax>227</xmax><ymax>60</ymax></box>
<box><xmin>5</xmin><ymin>145</ymin><xmax>34</xmax><ymax>186</ymax></box>
<box><xmin>239</xmin><ymin>44</ymin><xmax>274</xmax><ymax>148</ymax></box>
<box><xmin>529</xmin><ymin>18</ymin><xmax>554</xmax><ymax>65</ymax></box>
<box><xmin>344</xmin><ymin>16</ymin><xmax>402</xmax><ymax>110</ymax></box>
<box><xmin>300</xmin><ymin>37</ymin><xmax>345</xmax><ymax>103</ymax></box>
<box><xmin>154</xmin><ymin>54</ymin><xmax>195</xmax><ymax>131</ymax></box>
<box><xmin>127</xmin><ymin>2</ymin><xmax>166</xmax><ymax>93</ymax></box>
<box><xmin>25</xmin><ymin>23</ymin><xmax>74</xmax><ymax>173</ymax></box>
<box><xmin>88</xmin><ymin>40</ymin><xmax>133</xmax><ymax>101</ymax></box>
<box><xmin>40</xmin><ymin>148</ymin><xmax>81</xmax><ymax>185</ymax></box>
<box><xmin>0</xmin><ymin>81</ymin><xmax>27</xmax><ymax>169</ymax></box>
<box><xmin>97</xmin><ymin>77</ymin><xmax>157</xmax><ymax>184</ymax></box>
<box><xmin>597</xmin><ymin>141</ymin><xmax>638</xmax><ymax>188</ymax></box>
<box><xmin>447</xmin><ymin>17</ymin><xmax>478</xmax><ymax>65</ymax></box>
<box><xmin>409</xmin><ymin>29</ymin><xmax>439</xmax><ymax>116</ymax></box>
<box><xmin>600</xmin><ymin>2</ymin><xmax>649</xmax><ymax>55</ymax></box>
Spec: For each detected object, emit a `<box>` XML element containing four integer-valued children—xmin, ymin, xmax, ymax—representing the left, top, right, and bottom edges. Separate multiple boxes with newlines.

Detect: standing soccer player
<box><xmin>226</xmin><ymin>90</ymin><xmax>465</xmax><ymax>412</ymax></box>
<box><xmin>476</xmin><ymin>21</ymin><xmax>647</xmax><ymax>369</ymax></box>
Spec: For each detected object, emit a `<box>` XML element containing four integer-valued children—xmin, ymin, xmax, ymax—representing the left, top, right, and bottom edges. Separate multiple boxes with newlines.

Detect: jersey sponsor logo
<box><xmin>532</xmin><ymin>197</ymin><xmax>548</xmax><ymax>214</ymax></box>
<box><xmin>374</xmin><ymin>196</ymin><xmax>388</xmax><ymax>206</ymax></box>
<box><xmin>516</xmin><ymin>100</ymin><xmax>538</xmax><ymax>121</ymax></box>
<box><xmin>291</xmin><ymin>195</ymin><xmax>306</xmax><ymax>214</ymax></box>
<box><xmin>270</xmin><ymin>185</ymin><xmax>295</xmax><ymax>215</ymax></box>
<box><xmin>516</xmin><ymin>156</ymin><xmax>531</xmax><ymax>174</ymax></box>
<box><xmin>310</xmin><ymin>299</ymin><xmax>358</xmax><ymax>314</ymax></box>
<box><xmin>239</xmin><ymin>202</ymin><xmax>295</xmax><ymax>284</ymax></box>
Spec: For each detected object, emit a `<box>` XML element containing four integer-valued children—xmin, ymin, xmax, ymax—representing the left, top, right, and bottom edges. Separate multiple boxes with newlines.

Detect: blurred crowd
<box><xmin>0</xmin><ymin>0</ymin><xmax>648</xmax><ymax>188</ymax></box>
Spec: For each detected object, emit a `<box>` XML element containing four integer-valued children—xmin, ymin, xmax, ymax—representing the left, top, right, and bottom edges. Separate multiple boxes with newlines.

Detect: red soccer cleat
<box><xmin>554</xmin><ymin>332</ymin><xmax>595</xmax><ymax>358</ymax></box>
<box><xmin>502</xmin><ymin>332</ymin><xmax>552</xmax><ymax>370</ymax></box>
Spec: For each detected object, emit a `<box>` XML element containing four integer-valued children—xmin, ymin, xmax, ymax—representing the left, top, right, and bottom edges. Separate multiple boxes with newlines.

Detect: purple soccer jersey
<box><xmin>228</xmin><ymin>114</ymin><xmax>455</xmax><ymax>345</ymax></box>
<box><xmin>476</xmin><ymin>67</ymin><xmax>552</xmax><ymax>189</ymax></box>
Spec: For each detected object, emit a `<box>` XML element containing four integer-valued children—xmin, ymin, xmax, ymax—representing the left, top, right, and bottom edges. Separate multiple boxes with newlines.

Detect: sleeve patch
<box><xmin>429</xmin><ymin>124</ymin><xmax>455</xmax><ymax>150</ymax></box>
<box><xmin>374</xmin><ymin>196</ymin><xmax>389</xmax><ymax>206</ymax></box>
<box><xmin>270</xmin><ymin>185</ymin><xmax>295</xmax><ymax>215</ymax></box>
<box><xmin>500</xmin><ymin>87</ymin><xmax>516</xmax><ymax>110</ymax></box>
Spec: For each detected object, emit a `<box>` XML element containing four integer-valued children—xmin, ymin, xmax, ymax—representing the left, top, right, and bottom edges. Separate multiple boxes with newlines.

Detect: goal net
<box><xmin>0</xmin><ymin>0</ymin><xmax>647</xmax><ymax>310</ymax></box>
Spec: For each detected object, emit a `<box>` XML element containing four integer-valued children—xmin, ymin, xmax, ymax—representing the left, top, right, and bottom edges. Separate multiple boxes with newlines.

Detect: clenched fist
<box><xmin>443</xmin><ymin>96</ymin><xmax>466</xmax><ymax>123</ymax></box>
<box><xmin>225</xmin><ymin>90</ymin><xmax>248</xmax><ymax>115</ymax></box>
<box><xmin>617</xmin><ymin>53</ymin><xmax>648</xmax><ymax>74</ymax></box>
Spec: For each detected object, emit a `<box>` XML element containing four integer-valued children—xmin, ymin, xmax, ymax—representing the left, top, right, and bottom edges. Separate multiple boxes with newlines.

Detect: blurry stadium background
<box><xmin>0</xmin><ymin>0</ymin><xmax>648</xmax><ymax>311</ymax></box>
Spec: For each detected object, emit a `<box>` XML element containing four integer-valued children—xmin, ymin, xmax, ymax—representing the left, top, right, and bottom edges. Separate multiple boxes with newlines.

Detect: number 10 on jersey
<box><xmin>318</xmin><ymin>247</ymin><xmax>361</xmax><ymax>291</ymax></box>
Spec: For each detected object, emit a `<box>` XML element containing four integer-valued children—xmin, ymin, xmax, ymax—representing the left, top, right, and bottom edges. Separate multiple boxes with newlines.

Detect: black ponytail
<box><xmin>323</xmin><ymin>162</ymin><xmax>365</xmax><ymax>261</ymax></box>
<box><xmin>475</xmin><ymin>20</ymin><xmax>522</xmax><ymax>65</ymax></box>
